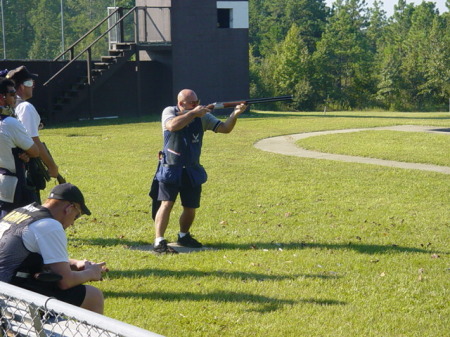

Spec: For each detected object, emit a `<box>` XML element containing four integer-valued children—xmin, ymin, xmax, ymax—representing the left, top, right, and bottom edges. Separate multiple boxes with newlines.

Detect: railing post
<box><xmin>119</xmin><ymin>7</ymin><xmax>124</xmax><ymax>43</ymax></box>
<box><xmin>47</xmin><ymin>62</ymin><xmax>54</xmax><ymax>123</ymax></box>
<box><xmin>135</xmin><ymin>44</ymin><xmax>142</xmax><ymax>117</ymax></box>
<box><xmin>70</xmin><ymin>47</ymin><xmax>74</xmax><ymax>60</ymax></box>
<box><xmin>134</xmin><ymin>7</ymin><xmax>139</xmax><ymax>44</ymax></box>
<box><xmin>87</xmin><ymin>47</ymin><xmax>93</xmax><ymax>120</ymax></box>
<box><xmin>134</xmin><ymin>8</ymin><xmax>142</xmax><ymax>117</ymax></box>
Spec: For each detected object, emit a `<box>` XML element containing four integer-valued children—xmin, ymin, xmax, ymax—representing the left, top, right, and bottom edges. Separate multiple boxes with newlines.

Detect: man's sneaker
<box><xmin>153</xmin><ymin>240</ymin><xmax>178</xmax><ymax>254</ymax></box>
<box><xmin>177</xmin><ymin>233</ymin><xmax>203</xmax><ymax>248</ymax></box>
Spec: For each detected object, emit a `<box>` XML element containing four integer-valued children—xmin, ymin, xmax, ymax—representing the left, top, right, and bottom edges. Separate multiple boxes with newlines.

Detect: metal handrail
<box><xmin>44</xmin><ymin>6</ymin><xmax>137</xmax><ymax>86</ymax></box>
<box><xmin>53</xmin><ymin>7</ymin><xmax>127</xmax><ymax>62</ymax></box>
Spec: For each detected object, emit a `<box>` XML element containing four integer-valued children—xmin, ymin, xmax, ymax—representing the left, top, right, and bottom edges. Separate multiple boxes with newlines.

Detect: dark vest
<box><xmin>0</xmin><ymin>203</ymin><xmax>53</xmax><ymax>282</ymax></box>
<box><xmin>156</xmin><ymin>111</ymin><xmax>207</xmax><ymax>186</ymax></box>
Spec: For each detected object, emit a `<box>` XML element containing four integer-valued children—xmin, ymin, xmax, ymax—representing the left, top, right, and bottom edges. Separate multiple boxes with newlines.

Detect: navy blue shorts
<box><xmin>158</xmin><ymin>170</ymin><xmax>201</xmax><ymax>208</ymax></box>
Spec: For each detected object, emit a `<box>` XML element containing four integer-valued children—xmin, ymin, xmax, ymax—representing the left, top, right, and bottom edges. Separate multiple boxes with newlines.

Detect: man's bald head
<box><xmin>177</xmin><ymin>89</ymin><xmax>200</xmax><ymax>112</ymax></box>
<box><xmin>178</xmin><ymin>89</ymin><xmax>198</xmax><ymax>103</ymax></box>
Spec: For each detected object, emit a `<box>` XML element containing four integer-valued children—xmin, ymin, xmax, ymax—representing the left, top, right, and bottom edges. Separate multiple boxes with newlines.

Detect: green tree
<box><xmin>63</xmin><ymin>0</ymin><xmax>113</xmax><ymax>60</ymax></box>
<box><xmin>313</xmin><ymin>0</ymin><xmax>375</xmax><ymax>109</ymax></box>
<box><xmin>403</xmin><ymin>2</ymin><xmax>441</xmax><ymax>109</ymax></box>
<box><xmin>249</xmin><ymin>0</ymin><xmax>329</xmax><ymax>57</ymax></box>
<box><xmin>28</xmin><ymin>0</ymin><xmax>61</xmax><ymax>59</ymax></box>
<box><xmin>262</xmin><ymin>24</ymin><xmax>313</xmax><ymax>110</ymax></box>
<box><xmin>366</xmin><ymin>0</ymin><xmax>388</xmax><ymax>53</ymax></box>
<box><xmin>1</xmin><ymin>0</ymin><xmax>124</xmax><ymax>60</ymax></box>
<box><xmin>0</xmin><ymin>0</ymin><xmax>38</xmax><ymax>59</ymax></box>
<box><xmin>249</xmin><ymin>0</ymin><xmax>329</xmax><ymax>109</ymax></box>
<box><xmin>376</xmin><ymin>1</ymin><xmax>447</xmax><ymax>110</ymax></box>
<box><xmin>421</xmin><ymin>14</ymin><xmax>450</xmax><ymax>108</ymax></box>
<box><xmin>375</xmin><ymin>0</ymin><xmax>415</xmax><ymax>110</ymax></box>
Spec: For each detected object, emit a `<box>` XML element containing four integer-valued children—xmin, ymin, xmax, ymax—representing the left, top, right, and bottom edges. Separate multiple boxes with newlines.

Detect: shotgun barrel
<box><xmin>208</xmin><ymin>95</ymin><xmax>293</xmax><ymax>109</ymax></box>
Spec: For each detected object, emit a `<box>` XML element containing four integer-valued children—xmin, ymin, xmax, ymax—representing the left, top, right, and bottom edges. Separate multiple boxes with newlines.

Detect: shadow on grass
<box><xmin>70</xmin><ymin>237</ymin><xmax>444</xmax><ymax>255</ymax></box>
<box><xmin>103</xmin><ymin>290</ymin><xmax>346</xmax><ymax>312</ymax></box>
<box><xmin>106</xmin><ymin>268</ymin><xmax>339</xmax><ymax>282</ymax></box>
<box><xmin>213</xmin><ymin>241</ymin><xmax>445</xmax><ymax>255</ymax></box>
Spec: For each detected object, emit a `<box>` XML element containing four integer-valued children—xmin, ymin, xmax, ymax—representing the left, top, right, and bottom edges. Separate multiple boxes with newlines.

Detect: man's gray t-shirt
<box><xmin>161</xmin><ymin>106</ymin><xmax>222</xmax><ymax>133</ymax></box>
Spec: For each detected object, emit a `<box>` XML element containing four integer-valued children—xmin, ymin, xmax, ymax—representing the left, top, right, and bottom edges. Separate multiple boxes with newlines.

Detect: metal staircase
<box><xmin>43</xmin><ymin>5</ymin><xmax>171</xmax><ymax>120</ymax></box>
<box><xmin>50</xmin><ymin>42</ymin><xmax>136</xmax><ymax>117</ymax></box>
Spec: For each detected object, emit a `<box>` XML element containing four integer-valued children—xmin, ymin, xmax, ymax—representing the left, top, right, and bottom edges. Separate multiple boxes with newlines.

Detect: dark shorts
<box><xmin>11</xmin><ymin>278</ymin><xmax>86</xmax><ymax>307</ymax></box>
<box><xmin>158</xmin><ymin>170</ymin><xmax>202</xmax><ymax>208</ymax></box>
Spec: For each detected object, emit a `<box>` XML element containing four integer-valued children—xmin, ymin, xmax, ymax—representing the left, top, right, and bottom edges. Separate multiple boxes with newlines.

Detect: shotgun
<box><xmin>42</xmin><ymin>143</ymin><xmax>66</xmax><ymax>184</ymax></box>
<box><xmin>206</xmin><ymin>95</ymin><xmax>293</xmax><ymax>110</ymax></box>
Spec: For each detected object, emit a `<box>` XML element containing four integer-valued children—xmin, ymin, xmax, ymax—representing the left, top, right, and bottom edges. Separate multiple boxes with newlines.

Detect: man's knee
<box><xmin>159</xmin><ymin>200</ymin><xmax>174</xmax><ymax>212</ymax></box>
<box><xmin>81</xmin><ymin>285</ymin><xmax>104</xmax><ymax>314</ymax></box>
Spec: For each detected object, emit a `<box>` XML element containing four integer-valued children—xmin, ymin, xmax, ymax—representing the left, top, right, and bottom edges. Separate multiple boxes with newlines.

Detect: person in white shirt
<box><xmin>7</xmin><ymin>66</ymin><xmax>59</xmax><ymax>202</ymax></box>
<box><xmin>0</xmin><ymin>77</ymin><xmax>40</xmax><ymax>218</ymax></box>
<box><xmin>0</xmin><ymin>183</ymin><xmax>108</xmax><ymax>314</ymax></box>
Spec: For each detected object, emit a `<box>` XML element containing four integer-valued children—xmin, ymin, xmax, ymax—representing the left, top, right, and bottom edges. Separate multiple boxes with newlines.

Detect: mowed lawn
<box><xmin>40</xmin><ymin>111</ymin><xmax>449</xmax><ymax>337</ymax></box>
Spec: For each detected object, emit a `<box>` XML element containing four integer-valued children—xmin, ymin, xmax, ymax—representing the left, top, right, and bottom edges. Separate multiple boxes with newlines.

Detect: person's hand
<box><xmin>85</xmin><ymin>261</ymin><xmax>108</xmax><ymax>281</ymax></box>
<box><xmin>47</xmin><ymin>164</ymin><xmax>59</xmax><ymax>178</ymax></box>
<box><xmin>190</xmin><ymin>105</ymin><xmax>211</xmax><ymax>118</ymax></box>
<box><xmin>233</xmin><ymin>103</ymin><xmax>247</xmax><ymax>116</ymax></box>
<box><xmin>72</xmin><ymin>259</ymin><xmax>88</xmax><ymax>271</ymax></box>
<box><xmin>18</xmin><ymin>152</ymin><xmax>30</xmax><ymax>163</ymax></box>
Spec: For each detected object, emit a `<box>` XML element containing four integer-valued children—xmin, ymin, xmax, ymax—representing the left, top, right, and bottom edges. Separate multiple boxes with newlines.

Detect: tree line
<box><xmin>0</xmin><ymin>0</ymin><xmax>133</xmax><ymax>61</ymax></box>
<box><xmin>1</xmin><ymin>0</ymin><xmax>449</xmax><ymax>111</ymax></box>
<box><xmin>250</xmin><ymin>0</ymin><xmax>450</xmax><ymax>111</ymax></box>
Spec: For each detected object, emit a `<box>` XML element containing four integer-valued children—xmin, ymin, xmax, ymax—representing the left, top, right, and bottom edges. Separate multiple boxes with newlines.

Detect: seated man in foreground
<box><xmin>0</xmin><ymin>183</ymin><xmax>108</xmax><ymax>314</ymax></box>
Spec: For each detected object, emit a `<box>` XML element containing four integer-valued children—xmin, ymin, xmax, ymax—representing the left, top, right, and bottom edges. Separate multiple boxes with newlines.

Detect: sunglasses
<box><xmin>6</xmin><ymin>89</ymin><xmax>16</xmax><ymax>95</ymax></box>
<box><xmin>184</xmin><ymin>100</ymin><xmax>200</xmax><ymax>106</ymax></box>
<box><xmin>23</xmin><ymin>80</ymin><xmax>34</xmax><ymax>88</ymax></box>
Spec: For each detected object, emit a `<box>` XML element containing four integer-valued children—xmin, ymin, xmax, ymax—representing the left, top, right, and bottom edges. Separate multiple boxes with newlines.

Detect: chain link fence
<box><xmin>0</xmin><ymin>281</ymin><xmax>163</xmax><ymax>337</ymax></box>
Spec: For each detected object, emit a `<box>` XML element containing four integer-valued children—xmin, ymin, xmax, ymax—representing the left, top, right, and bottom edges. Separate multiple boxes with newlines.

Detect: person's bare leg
<box><xmin>155</xmin><ymin>201</ymin><xmax>175</xmax><ymax>239</ymax></box>
<box><xmin>81</xmin><ymin>285</ymin><xmax>104</xmax><ymax>314</ymax></box>
<box><xmin>179</xmin><ymin>207</ymin><xmax>196</xmax><ymax>233</ymax></box>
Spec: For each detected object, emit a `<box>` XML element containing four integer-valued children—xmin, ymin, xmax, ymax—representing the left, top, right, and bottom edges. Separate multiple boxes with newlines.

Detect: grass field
<box><xmin>40</xmin><ymin>111</ymin><xmax>449</xmax><ymax>337</ymax></box>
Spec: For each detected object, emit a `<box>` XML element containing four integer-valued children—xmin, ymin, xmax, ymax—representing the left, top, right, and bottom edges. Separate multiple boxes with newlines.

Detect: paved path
<box><xmin>254</xmin><ymin>125</ymin><xmax>450</xmax><ymax>174</ymax></box>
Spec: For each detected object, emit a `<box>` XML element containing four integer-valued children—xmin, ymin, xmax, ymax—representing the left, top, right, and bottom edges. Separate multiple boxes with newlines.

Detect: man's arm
<box><xmin>22</xmin><ymin>143</ymin><xmax>40</xmax><ymax>159</ymax></box>
<box><xmin>165</xmin><ymin>106</ymin><xmax>211</xmax><ymax>132</ymax></box>
<box><xmin>216</xmin><ymin>103</ymin><xmax>247</xmax><ymax>134</ymax></box>
<box><xmin>46</xmin><ymin>260</ymin><xmax>106</xmax><ymax>290</ymax></box>
<box><xmin>10</xmin><ymin>117</ymin><xmax>40</xmax><ymax>159</ymax></box>
<box><xmin>17</xmin><ymin>143</ymin><xmax>39</xmax><ymax>164</ymax></box>
<box><xmin>32</xmin><ymin>137</ymin><xmax>58</xmax><ymax>178</ymax></box>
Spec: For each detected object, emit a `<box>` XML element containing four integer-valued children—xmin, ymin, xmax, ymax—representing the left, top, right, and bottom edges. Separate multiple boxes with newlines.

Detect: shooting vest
<box><xmin>156</xmin><ymin>110</ymin><xmax>207</xmax><ymax>186</ymax></box>
<box><xmin>0</xmin><ymin>203</ymin><xmax>51</xmax><ymax>282</ymax></box>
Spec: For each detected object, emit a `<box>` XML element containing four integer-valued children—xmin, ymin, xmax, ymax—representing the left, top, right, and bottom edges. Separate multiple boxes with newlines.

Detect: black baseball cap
<box><xmin>48</xmin><ymin>183</ymin><xmax>91</xmax><ymax>215</ymax></box>
<box><xmin>6</xmin><ymin>66</ymin><xmax>38</xmax><ymax>85</ymax></box>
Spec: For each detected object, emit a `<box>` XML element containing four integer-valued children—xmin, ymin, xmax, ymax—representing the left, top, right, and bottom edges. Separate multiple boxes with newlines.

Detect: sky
<box><xmin>325</xmin><ymin>0</ymin><xmax>448</xmax><ymax>17</ymax></box>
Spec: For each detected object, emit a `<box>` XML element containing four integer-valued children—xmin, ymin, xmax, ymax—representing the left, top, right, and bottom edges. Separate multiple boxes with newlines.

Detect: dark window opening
<box><xmin>217</xmin><ymin>8</ymin><xmax>231</xmax><ymax>28</ymax></box>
